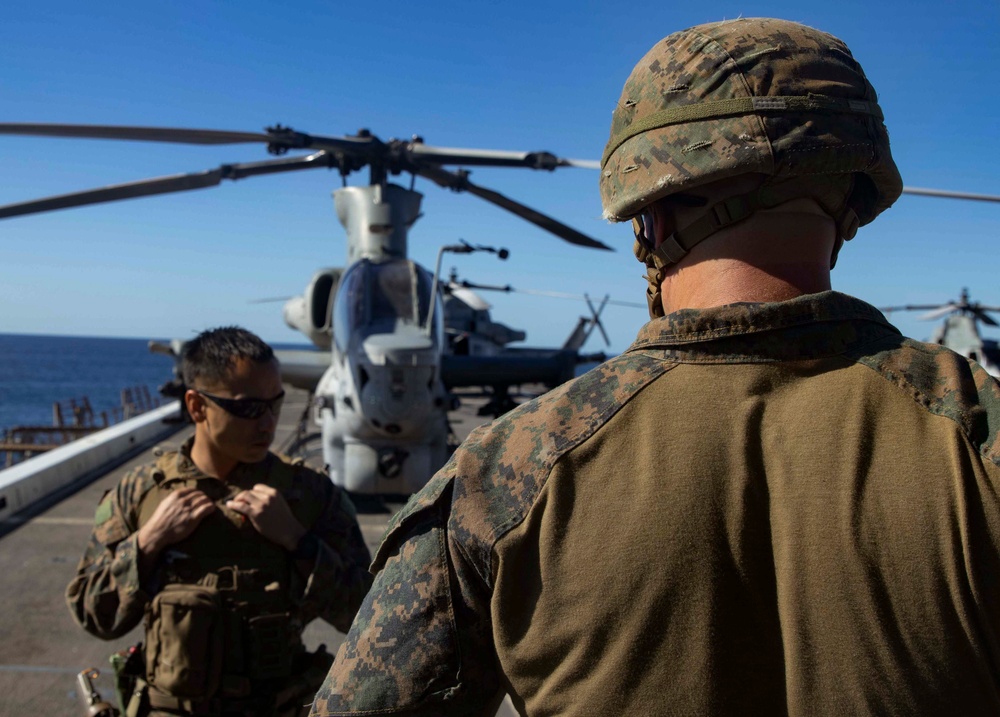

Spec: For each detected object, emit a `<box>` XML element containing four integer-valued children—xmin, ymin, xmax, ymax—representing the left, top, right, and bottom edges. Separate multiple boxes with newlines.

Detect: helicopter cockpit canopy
<box><xmin>333</xmin><ymin>258</ymin><xmax>442</xmax><ymax>353</ymax></box>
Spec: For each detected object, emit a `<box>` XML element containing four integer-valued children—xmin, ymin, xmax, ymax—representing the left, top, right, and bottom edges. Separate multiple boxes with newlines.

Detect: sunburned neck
<box><xmin>658</xmin><ymin>213</ymin><xmax>835</xmax><ymax>314</ymax></box>
<box><xmin>660</xmin><ymin>259</ymin><xmax>832</xmax><ymax>313</ymax></box>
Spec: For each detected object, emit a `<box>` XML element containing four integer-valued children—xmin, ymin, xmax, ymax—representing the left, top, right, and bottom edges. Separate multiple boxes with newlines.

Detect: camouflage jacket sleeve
<box><xmin>65</xmin><ymin>466</ymin><xmax>153</xmax><ymax>640</ymax></box>
<box><xmin>296</xmin><ymin>476</ymin><xmax>374</xmax><ymax>633</ymax></box>
<box><xmin>310</xmin><ymin>470</ymin><xmax>503</xmax><ymax>717</ymax></box>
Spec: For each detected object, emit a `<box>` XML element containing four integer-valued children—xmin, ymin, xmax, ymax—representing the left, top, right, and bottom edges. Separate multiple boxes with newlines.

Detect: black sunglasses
<box><xmin>197</xmin><ymin>390</ymin><xmax>285</xmax><ymax>420</ymax></box>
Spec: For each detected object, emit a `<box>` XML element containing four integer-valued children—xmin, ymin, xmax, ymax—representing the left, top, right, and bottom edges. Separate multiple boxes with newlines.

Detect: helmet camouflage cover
<box><xmin>600</xmin><ymin>18</ymin><xmax>903</xmax><ymax>226</ymax></box>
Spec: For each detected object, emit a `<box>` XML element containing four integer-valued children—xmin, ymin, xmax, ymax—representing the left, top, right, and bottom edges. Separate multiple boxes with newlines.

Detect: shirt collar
<box><xmin>626</xmin><ymin>291</ymin><xmax>900</xmax><ymax>361</ymax></box>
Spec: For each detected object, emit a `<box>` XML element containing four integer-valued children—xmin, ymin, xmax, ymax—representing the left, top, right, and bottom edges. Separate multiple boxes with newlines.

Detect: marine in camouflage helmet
<box><xmin>600</xmin><ymin>18</ymin><xmax>903</xmax><ymax>316</ymax></box>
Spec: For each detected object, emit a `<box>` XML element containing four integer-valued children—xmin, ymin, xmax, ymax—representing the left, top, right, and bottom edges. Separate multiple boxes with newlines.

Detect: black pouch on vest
<box><xmin>246</xmin><ymin>612</ymin><xmax>293</xmax><ymax>680</ymax></box>
<box><xmin>145</xmin><ymin>583</ymin><xmax>224</xmax><ymax>699</ymax></box>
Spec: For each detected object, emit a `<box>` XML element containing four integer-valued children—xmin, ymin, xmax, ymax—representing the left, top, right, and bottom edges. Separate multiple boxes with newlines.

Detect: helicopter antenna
<box><xmin>426</xmin><ymin>241</ymin><xmax>509</xmax><ymax>335</ymax></box>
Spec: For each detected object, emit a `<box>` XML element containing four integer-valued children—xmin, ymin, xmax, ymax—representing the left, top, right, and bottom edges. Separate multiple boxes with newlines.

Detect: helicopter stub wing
<box><xmin>0</xmin><ymin>152</ymin><xmax>334</xmax><ymax>219</ymax></box>
<box><xmin>273</xmin><ymin>349</ymin><xmax>332</xmax><ymax>391</ymax></box>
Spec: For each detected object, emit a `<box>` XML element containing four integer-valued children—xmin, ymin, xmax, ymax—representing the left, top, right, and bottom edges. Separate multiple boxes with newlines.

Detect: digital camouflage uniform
<box><xmin>312</xmin><ymin>292</ymin><xmax>1000</xmax><ymax>716</ymax></box>
<box><xmin>67</xmin><ymin>437</ymin><xmax>373</xmax><ymax>716</ymax></box>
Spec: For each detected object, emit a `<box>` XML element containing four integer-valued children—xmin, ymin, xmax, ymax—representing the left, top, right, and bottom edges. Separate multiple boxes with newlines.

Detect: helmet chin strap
<box><xmin>635</xmin><ymin>176</ymin><xmax>860</xmax><ymax>318</ymax></box>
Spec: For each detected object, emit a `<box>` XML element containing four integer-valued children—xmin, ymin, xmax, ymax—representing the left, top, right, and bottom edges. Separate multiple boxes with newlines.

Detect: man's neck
<box><xmin>660</xmin><ymin>259</ymin><xmax>832</xmax><ymax>313</ymax></box>
<box><xmin>188</xmin><ymin>433</ymin><xmax>238</xmax><ymax>481</ymax></box>
<box><xmin>658</xmin><ymin>214</ymin><xmax>835</xmax><ymax>314</ymax></box>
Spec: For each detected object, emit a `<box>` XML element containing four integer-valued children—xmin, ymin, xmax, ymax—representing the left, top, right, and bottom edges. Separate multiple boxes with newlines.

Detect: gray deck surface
<box><xmin>0</xmin><ymin>384</ymin><xmax>527</xmax><ymax>716</ymax></box>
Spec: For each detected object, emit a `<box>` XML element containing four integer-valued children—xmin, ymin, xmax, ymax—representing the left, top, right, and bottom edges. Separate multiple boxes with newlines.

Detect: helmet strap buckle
<box><xmin>645</xmin><ymin>265</ymin><xmax>665</xmax><ymax>318</ymax></box>
<box><xmin>710</xmin><ymin>195</ymin><xmax>754</xmax><ymax>228</ymax></box>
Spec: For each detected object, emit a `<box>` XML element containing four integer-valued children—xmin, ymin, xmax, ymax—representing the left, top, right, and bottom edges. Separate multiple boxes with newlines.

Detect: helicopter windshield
<box><xmin>333</xmin><ymin>259</ymin><xmax>441</xmax><ymax>351</ymax></box>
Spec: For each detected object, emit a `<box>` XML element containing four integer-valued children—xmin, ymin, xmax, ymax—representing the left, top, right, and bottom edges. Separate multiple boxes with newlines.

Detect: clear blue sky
<box><xmin>1</xmin><ymin>0</ymin><xmax>998</xmax><ymax>355</ymax></box>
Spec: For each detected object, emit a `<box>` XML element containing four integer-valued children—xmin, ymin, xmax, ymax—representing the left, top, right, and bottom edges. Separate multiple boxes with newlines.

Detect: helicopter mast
<box><xmin>334</xmin><ymin>184</ymin><xmax>422</xmax><ymax>263</ymax></box>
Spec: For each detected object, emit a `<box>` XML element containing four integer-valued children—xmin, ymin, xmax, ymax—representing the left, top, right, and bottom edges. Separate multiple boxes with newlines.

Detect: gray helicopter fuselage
<box><xmin>303</xmin><ymin>184</ymin><xmax>451</xmax><ymax>495</ymax></box>
<box><xmin>930</xmin><ymin>314</ymin><xmax>1000</xmax><ymax>378</ymax></box>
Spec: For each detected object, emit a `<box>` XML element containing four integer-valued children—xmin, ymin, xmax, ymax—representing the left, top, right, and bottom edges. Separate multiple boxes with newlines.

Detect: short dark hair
<box><xmin>181</xmin><ymin>326</ymin><xmax>275</xmax><ymax>387</ymax></box>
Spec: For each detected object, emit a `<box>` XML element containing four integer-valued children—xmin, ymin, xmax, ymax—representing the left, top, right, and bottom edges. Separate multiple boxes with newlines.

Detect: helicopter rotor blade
<box><xmin>408</xmin><ymin>143</ymin><xmax>599</xmax><ymax>171</ymax></box>
<box><xmin>248</xmin><ymin>296</ymin><xmax>294</xmax><ymax>304</ymax></box>
<box><xmin>0</xmin><ymin>122</ymin><xmax>272</xmax><ymax>145</ymax></box>
<box><xmin>416</xmin><ymin>165</ymin><xmax>613</xmax><ymax>251</ymax></box>
<box><xmin>972</xmin><ymin>309</ymin><xmax>1000</xmax><ymax>327</ymax></box>
<box><xmin>0</xmin><ymin>123</ymin><xmax>385</xmax><ymax>162</ymax></box>
<box><xmin>586</xmin><ymin>294</ymin><xmax>612</xmax><ymax>346</ymax></box>
<box><xmin>0</xmin><ymin>152</ymin><xmax>334</xmax><ymax>219</ymax></box>
<box><xmin>455</xmin><ymin>280</ymin><xmax>646</xmax><ymax>309</ymax></box>
<box><xmin>901</xmin><ymin>187</ymin><xmax>1000</xmax><ymax>203</ymax></box>
<box><xmin>918</xmin><ymin>305</ymin><xmax>960</xmax><ymax>321</ymax></box>
<box><xmin>879</xmin><ymin>304</ymin><xmax>943</xmax><ymax>312</ymax></box>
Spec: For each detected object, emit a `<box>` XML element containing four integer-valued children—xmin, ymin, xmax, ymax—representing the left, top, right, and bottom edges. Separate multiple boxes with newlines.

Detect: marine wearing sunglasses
<box><xmin>182</xmin><ymin>352</ymin><xmax>287</xmax><ymax>478</ymax></box>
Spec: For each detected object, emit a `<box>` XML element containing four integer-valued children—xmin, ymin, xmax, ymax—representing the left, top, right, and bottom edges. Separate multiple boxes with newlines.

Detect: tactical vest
<box><xmin>137</xmin><ymin>450</ymin><xmax>326</xmax><ymax>710</ymax></box>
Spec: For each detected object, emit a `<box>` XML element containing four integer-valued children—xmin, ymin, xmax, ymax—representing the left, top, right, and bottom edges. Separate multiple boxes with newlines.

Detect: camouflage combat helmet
<box><xmin>600</xmin><ymin>18</ymin><xmax>903</xmax><ymax>317</ymax></box>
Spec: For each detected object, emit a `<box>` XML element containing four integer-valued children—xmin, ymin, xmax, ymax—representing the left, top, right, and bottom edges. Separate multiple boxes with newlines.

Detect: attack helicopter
<box><xmin>0</xmin><ymin>122</ymin><xmax>615</xmax><ymax>498</ymax></box>
<box><xmin>3</xmin><ymin>124</ymin><xmax>1000</xmax><ymax>498</ymax></box>
<box><xmin>881</xmin><ymin>289</ymin><xmax>1000</xmax><ymax>378</ymax></box>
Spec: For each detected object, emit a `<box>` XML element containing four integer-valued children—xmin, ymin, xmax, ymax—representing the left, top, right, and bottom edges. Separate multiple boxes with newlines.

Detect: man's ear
<box><xmin>185</xmin><ymin>389</ymin><xmax>207</xmax><ymax>423</ymax></box>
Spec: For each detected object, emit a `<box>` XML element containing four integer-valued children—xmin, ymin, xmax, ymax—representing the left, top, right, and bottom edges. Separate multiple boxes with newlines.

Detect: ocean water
<box><xmin>0</xmin><ymin>333</ymin><xmax>604</xmax><ymax>436</ymax></box>
<box><xmin>0</xmin><ymin>333</ymin><xmax>177</xmax><ymax>433</ymax></box>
